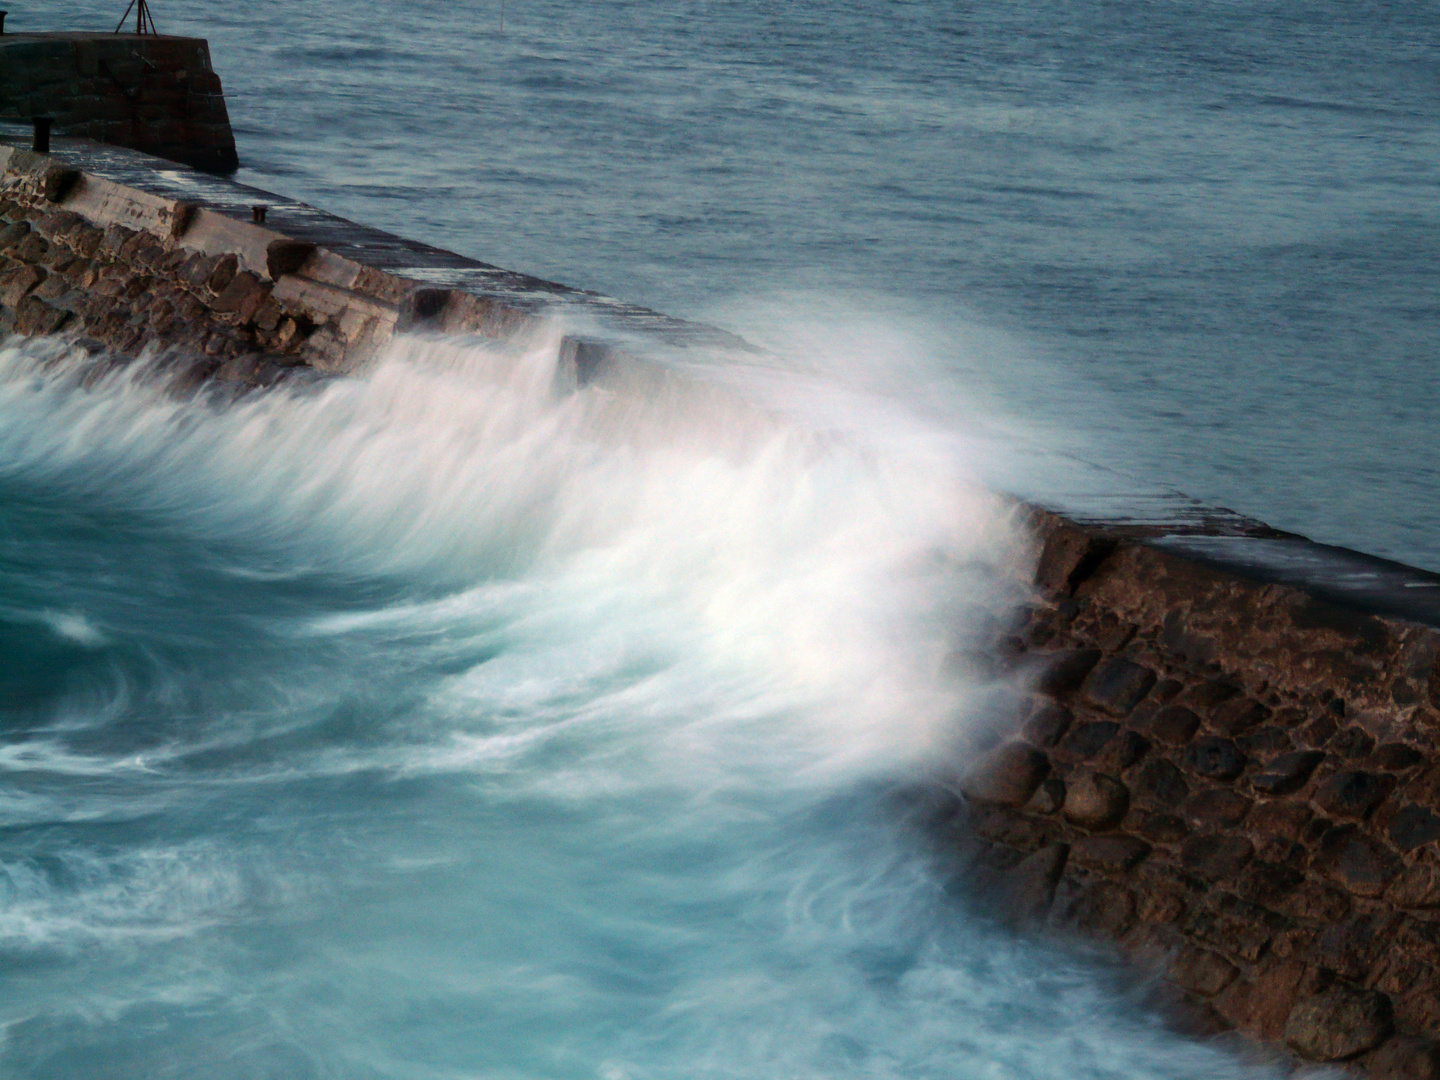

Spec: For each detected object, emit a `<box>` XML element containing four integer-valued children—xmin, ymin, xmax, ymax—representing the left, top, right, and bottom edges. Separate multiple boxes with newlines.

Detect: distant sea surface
<box><xmin>58</xmin><ymin>0</ymin><xmax>1440</xmax><ymax>569</ymax></box>
<box><xmin>0</xmin><ymin>3</ymin><xmax>1434</xmax><ymax>1078</ymax></box>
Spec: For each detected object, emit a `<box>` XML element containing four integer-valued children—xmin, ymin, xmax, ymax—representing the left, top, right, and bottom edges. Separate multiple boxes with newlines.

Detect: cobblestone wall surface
<box><xmin>958</xmin><ymin>510</ymin><xmax>1440</xmax><ymax>1079</ymax></box>
<box><xmin>0</xmin><ymin>34</ymin><xmax>238</xmax><ymax>174</ymax></box>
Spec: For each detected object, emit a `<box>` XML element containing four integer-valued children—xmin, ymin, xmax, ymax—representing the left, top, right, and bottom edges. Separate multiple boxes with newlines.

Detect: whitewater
<box><xmin>0</xmin><ymin>328</ymin><xmax>1286</xmax><ymax>1077</ymax></box>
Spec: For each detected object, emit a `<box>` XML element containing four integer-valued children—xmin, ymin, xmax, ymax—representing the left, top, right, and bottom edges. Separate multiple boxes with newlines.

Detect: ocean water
<box><xmin>2</xmin><ymin>0</ymin><xmax>1435</xmax><ymax>1075</ymax></box>
<box><xmin>52</xmin><ymin>0</ymin><xmax>1440</xmax><ymax>569</ymax></box>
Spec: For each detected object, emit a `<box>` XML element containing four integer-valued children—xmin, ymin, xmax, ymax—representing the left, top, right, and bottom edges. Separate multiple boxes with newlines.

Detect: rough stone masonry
<box><xmin>955</xmin><ymin>510</ymin><xmax>1440</xmax><ymax>1079</ymax></box>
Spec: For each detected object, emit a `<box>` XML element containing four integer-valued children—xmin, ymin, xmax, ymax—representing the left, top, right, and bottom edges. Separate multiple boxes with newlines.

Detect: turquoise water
<box><xmin>4</xmin><ymin>0</ymin><xmax>1438</xmax><ymax>1074</ymax></box>
<box><xmin>0</xmin><ymin>336</ymin><xmax>1280</xmax><ymax>1077</ymax></box>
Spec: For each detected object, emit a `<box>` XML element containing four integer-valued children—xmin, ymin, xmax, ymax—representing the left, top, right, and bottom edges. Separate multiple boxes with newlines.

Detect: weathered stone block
<box><xmin>1210</xmin><ymin>697</ymin><xmax>1269</xmax><ymax>735</ymax></box>
<box><xmin>1214</xmin><ymin>957</ymin><xmax>1308</xmax><ymax>1040</ymax></box>
<box><xmin>1285</xmin><ymin>987</ymin><xmax>1394</xmax><ymax>1061</ymax></box>
<box><xmin>1094</xmin><ymin>730</ymin><xmax>1149</xmax><ymax>772</ymax></box>
<box><xmin>1070</xmin><ymin>834</ymin><xmax>1151</xmax><ymax>874</ymax></box>
<box><xmin>1390</xmin><ymin>805</ymin><xmax>1440</xmax><ymax>851</ymax></box>
<box><xmin>1062</xmin><ymin>879</ymin><xmax>1136</xmax><ymax>937</ymax></box>
<box><xmin>1184</xmin><ymin>892</ymin><xmax>1280</xmax><ymax>962</ymax></box>
<box><xmin>1059</xmin><ymin>720</ymin><xmax>1118</xmax><ymax>760</ymax></box>
<box><xmin>1181</xmin><ymin>832</ymin><xmax>1255</xmax><ymax>882</ymax></box>
<box><xmin>0</xmin><ymin>262</ymin><xmax>45</xmax><ymax>306</ymax></box>
<box><xmin>1373</xmin><ymin>744</ymin><xmax>1428</xmax><ymax>771</ymax></box>
<box><xmin>1063</xmin><ymin>772</ymin><xmax>1129</xmax><ymax>830</ymax></box>
<box><xmin>961</xmin><ymin>743</ymin><xmax>1050</xmax><ymax>808</ymax></box>
<box><xmin>1081</xmin><ymin>658</ymin><xmax>1156</xmax><ymax>717</ymax></box>
<box><xmin>1237</xmin><ymin>726</ymin><xmax>1293</xmax><ymax>755</ymax></box>
<box><xmin>1019</xmin><ymin>696</ymin><xmax>1077</xmax><ymax>748</ymax></box>
<box><xmin>1333</xmin><ymin>726</ymin><xmax>1379</xmax><ymax>758</ymax></box>
<box><xmin>1025</xmin><ymin>776</ymin><xmax>1066</xmax><ymax>815</ymax></box>
<box><xmin>1183</xmin><ymin>737</ymin><xmax>1247</xmax><ymax>781</ymax></box>
<box><xmin>1317</xmin><ymin>825</ymin><xmax>1404</xmax><ymax>897</ymax></box>
<box><xmin>13</xmin><ymin>296</ymin><xmax>72</xmax><ymax>335</ymax></box>
<box><xmin>1131</xmin><ymin>758</ymin><xmax>1189</xmax><ymax>809</ymax></box>
<box><xmin>1182</xmin><ymin>788</ymin><xmax>1252</xmax><ymax>829</ymax></box>
<box><xmin>1137</xmin><ymin>811</ymin><xmax>1188</xmax><ymax>844</ymax></box>
<box><xmin>1169</xmin><ymin>944</ymin><xmax>1238</xmax><ymax>996</ymax></box>
<box><xmin>996</xmin><ymin>842</ymin><xmax>1069</xmax><ymax>922</ymax></box>
<box><xmin>1235</xmin><ymin>861</ymin><xmax>1304</xmax><ymax>907</ymax></box>
<box><xmin>1036</xmin><ymin>648</ymin><xmax>1101</xmax><ymax>697</ymax></box>
<box><xmin>1313</xmin><ymin>914</ymin><xmax>1397</xmax><ymax>981</ymax></box>
<box><xmin>1367</xmin><ymin>1036</ymin><xmax>1440</xmax><ymax>1080</ymax></box>
<box><xmin>211</xmin><ymin>271</ymin><xmax>270</xmax><ymax>322</ymax></box>
<box><xmin>1141</xmin><ymin>704</ymin><xmax>1201</xmax><ymax>745</ymax></box>
<box><xmin>1250</xmin><ymin>751</ymin><xmax>1325</xmax><ymax>796</ymax></box>
<box><xmin>1316</xmin><ymin>771</ymin><xmax>1397</xmax><ymax>820</ymax></box>
<box><xmin>1391</xmin><ymin>862</ymin><xmax>1440</xmax><ymax>908</ymax></box>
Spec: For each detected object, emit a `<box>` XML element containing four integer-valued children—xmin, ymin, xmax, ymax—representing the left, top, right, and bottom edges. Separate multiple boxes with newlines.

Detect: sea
<box><xmin>1</xmin><ymin>0</ymin><xmax>1436</xmax><ymax>1075</ymax></box>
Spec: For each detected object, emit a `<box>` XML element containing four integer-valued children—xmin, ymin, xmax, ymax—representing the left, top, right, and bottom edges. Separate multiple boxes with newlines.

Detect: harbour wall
<box><xmin>0</xmin><ymin>33</ymin><xmax>238</xmax><ymax>174</ymax></box>
<box><xmin>6</xmin><ymin>133</ymin><xmax>1440</xmax><ymax>1077</ymax></box>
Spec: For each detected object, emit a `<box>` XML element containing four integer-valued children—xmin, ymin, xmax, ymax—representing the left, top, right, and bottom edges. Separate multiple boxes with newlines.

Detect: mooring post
<box><xmin>33</xmin><ymin>117</ymin><xmax>52</xmax><ymax>154</ymax></box>
<box><xmin>0</xmin><ymin>11</ymin><xmax>9</xmax><ymax>35</ymax></box>
<box><xmin>251</xmin><ymin>205</ymin><xmax>268</xmax><ymax>224</ymax></box>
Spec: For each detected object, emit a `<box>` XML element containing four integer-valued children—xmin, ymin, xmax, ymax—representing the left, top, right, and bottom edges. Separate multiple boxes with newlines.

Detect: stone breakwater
<box><xmin>6</xmin><ymin>132</ymin><xmax>1440</xmax><ymax>1078</ymax></box>
<box><xmin>956</xmin><ymin>510</ymin><xmax>1440</xmax><ymax>1077</ymax></box>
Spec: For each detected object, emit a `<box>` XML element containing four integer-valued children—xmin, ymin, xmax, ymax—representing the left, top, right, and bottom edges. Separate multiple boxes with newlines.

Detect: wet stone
<box><xmin>1182</xmin><ymin>788</ymin><xmax>1252</xmax><ymax>829</ymax></box>
<box><xmin>1254</xmin><ymin>836</ymin><xmax>1308</xmax><ymax>870</ymax></box>
<box><xmin>1182</xmin><ymin>679</ymin><xmax>1241</xmax><ymax>711</ymax></box>
<box><xmin>1250</xmin><ymin>751</ymin><xmax>1324</xmax><ymax>796</ymax></box>
<box><xmin>1390</xmin><ymin>805</ymin><xmax>1440</xmax><ymax>851</ymax></box>
<box><xmin>1285</xmin><ymin>988</ymin><xmax>1394</xmax><ymax>1062</ymax></box>
<box><xmin>1372</xmin><ymin>744</ymin><xmax>1428</xmax><ymax>771</ymax></box>
<box><xmin>1060</xmin><ymin>720</ymin><xmax>1118</xmax><ymax>760</ymax></box>
<box><xmin>1025</xmin><ymin>776</ymin><xmax>1066</xmax><ymax>815</ymax></box>
<box><xmin>1315</xmin><ymin>770</ymin><xmax>1396</xmax><ymax>820</ymax></box>
<box><xmin>1093</xmin><ymin>730</ymin><xmax>1148</xmax><ymax>772</ymax></box>
<box><xmin>1185</xmin><ymin>892</ymin><xmax>1279</xmax><ymax>962</ymax></box>
<box><xmin>1317</xmin><ymin>825</ymin><xmax>1404</xmax><ymax>897</ymax></box>
<box><xmin>1391</xmin><ymin>863</ymin><xmax>1440</xmax><ymax>908</ymax></box>
<box><xmin>1276</xmin><ymin>881</ymin><xmax>1351</xmax><ymax>922</ymax></box>
<box><xmin>1180</xmin><ymin>833</ymin><xmax>1254</xmax><ymax>882</ymax></box>
<box><xmin>1025</xmin><ymin>702</ymin><xmax>1071</xmax><ymax>754</ymax></box>
<box><xmin>1237</xmin><ymin>727</ymin><xmax>1292</xmax><ymax>755</ymax></box>
<box><xmin>1063</xmin><ymin>772</ymin><xmax>1129</xmax><ymax>831</ymax></box>
<box><xmin>1169</xmin><ymin>945</ymin><xmax>1239</xmax><ymax>997</ymax></box>
<box><xmin>1210</xmin><ymin>698</ymin><xmax>1268</xmax><ymax>735</ymax></box>
<box><xmin>1070</xmin><ymin>834</ymin><xmax>1151</xmax><ymax>874</ymax></box>
<box><xmin>1236</xmin><ymin>861</ymin><xmax>1304</xmax><ymax>907</ymax></box>
<box><xmin>1037</xmin><ymin>648</ymin><xmax>1101</xmax><ymax>697</ymax></box>
<box><xmin>1062</xmin><ymin>879</ymin><xmax>1136</xmax><ymax>937</ymax></box>
<box><xmin>1142</xmin><ymin>704</ymin><xmax>1201</xmax><ymax>746</ymax></box>
<box><xmin>1080</xmin><ymin>658</ymin><xmax>1156</xmax><ymax>717</ymax></box>
<box><xmin>1132</xmin><ymin>759</ymin><xmax>1189</xmax><ymax>809</ymax></box>
<box><xmin>997</xmin><ymin>842</ymin><xmax>1069</xmax><ymax>923</ymax></box>
<box><xmin>1313</xmin><ymin>915</ymin><xmax>1394</xmax><ymax>981</ymax></box>
<box><xmin>1183</xmin><ymin>737</ymin><xmax>1247</xmax><ymax>781</ymax></box>
<box><xmin>961</xmin><ymin>743</ymin><xmax>1050</xmax><ymax>808</ymax></box>
<box><xmin>1332</xmin><ymin>726</ymin><xmax>1378</xmax><ymax>758</ymax></box>
<box><xmin>1137</xmin><ymin>811</ymin><xmax>1188</xmax><ymax>844</ymax></box>
<box><xmin>1367</xmin><ymin>1037</ymin><xmax>1440</xmax><ymax>1080</ymax></box>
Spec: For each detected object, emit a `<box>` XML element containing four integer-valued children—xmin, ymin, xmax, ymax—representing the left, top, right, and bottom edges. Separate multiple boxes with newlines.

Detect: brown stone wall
<box><xmin>0</xmin><ymin>34</ymin><xmax>238</xmax><ymax>173</ymax></box>
<box><xmin>0</xmin><ymin>145</ymin><xmax>540</xmax><ymax>388</ymax></box>
<box><xmin>960</xmin><ymin>510</ymin><xmax>1440</xmax><ymax>1076</ymax></box>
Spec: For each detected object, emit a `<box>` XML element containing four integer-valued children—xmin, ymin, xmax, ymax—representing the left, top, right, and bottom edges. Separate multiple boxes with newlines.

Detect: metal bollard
<box><xmin>0</xmin><ymin>12</ymin><xmax>8</xmax><ymax>35</ymax></box>
<box><xmin>251</xmin><ymin>205</ymin><xmax>268</xmax><ymax>224</ymax></box>
<box><xmin>33</xmin><ymin>117</ymin><xmax>51</xmax><ymax>154</ymax></box>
